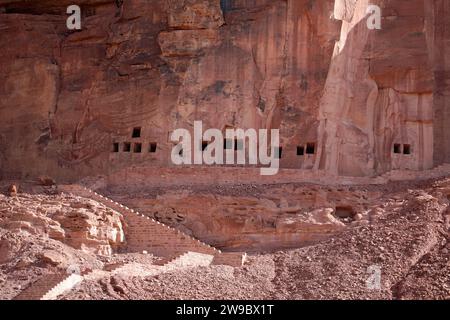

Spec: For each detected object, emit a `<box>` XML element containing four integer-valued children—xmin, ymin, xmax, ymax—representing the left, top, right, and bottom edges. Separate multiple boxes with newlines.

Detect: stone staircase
<box><xmin>162</xmin><ymin>251</ymin><xmax>215</xmax><ymax>270</ymax></box>
<box><xmin>13</xmin><ymin>184</ymin><xmax>247</xmax><ymax>300</ymax></box>
<box><xmin>13</xmin><ymin>252</ymin><xmax>216</xmax><ymax>300</ymax></box>
<box><xmin>13</xmin><ymin>273</ymin><xmax>83</xmax><ymax>300</ymax></box>
<box><xmin>41</xmin><ymin>274</ymin><xmax>83</xmax><ymax>300</ymax></box>
<box><xmin>58</xmin><ymin>185</ymin><xmax>246</xmax><ymax>267</ymax></box>
<box><xmin>109</xmin><ymin>252</ymin><xmax>215</xmax><ymax>278</ymax></box>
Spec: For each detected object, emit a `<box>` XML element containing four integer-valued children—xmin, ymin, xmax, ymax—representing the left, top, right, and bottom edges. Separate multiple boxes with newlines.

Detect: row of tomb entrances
<box><xmin>111</xmin><ymin>128</ymin><xmax>414</xmax><ymax>159</ymax></box>
<box><xmin>112</xmin><ymin>142</ymin><xmax>157</xmax><ymax>154</ymax></box>
<box><xmin>111</xmin><ymin>141</ymin><xmax>316</xmax><ymax>158</ymax></box>
<box><xmin>112</xmin><ymin>127</ymin><xmax>157</xmax><ymax>154</ymax></box>
<box><xmin>393</xmin><ymin>143</ymin><xmax>412</xmax><ymax>155</ymax></box>
<box><xmin>111</xmin><ymin>127</ymin><xmax>317</xmax><ymax>159</ymax></box>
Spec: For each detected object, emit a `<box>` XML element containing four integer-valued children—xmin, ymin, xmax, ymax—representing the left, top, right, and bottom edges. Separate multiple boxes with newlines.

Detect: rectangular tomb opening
<box><xmin>134</xmin><ymin>143</ymin><xmax>142</xmax><ymax>153</ymax></box>
<box><xmin>149</xmin><ymin>143</ymin><xmax>157</xmax><ymax>153</ymax></box>
<box><xmin>306</xmin><ymin>143</ymin><xmax>315</xmax><ymax>155</ymax></box>
<box><xmin>132</xmin><ymin>127</ymin><xmax>141</xmax><ymax>138</ymax></box>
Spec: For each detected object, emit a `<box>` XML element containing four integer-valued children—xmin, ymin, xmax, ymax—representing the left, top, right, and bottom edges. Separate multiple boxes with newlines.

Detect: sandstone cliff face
<box><xmin>318</xmin><ymin>0</ymin><xmax>448</xmax><ymax>176</ymax></box>
<box><xmin>0</xmin><ymin>0</ymin><xmax>448</xmax><ymax>180</ymax></box>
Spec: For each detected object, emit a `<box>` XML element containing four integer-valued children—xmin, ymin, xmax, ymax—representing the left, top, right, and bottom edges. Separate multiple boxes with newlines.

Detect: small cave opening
<box><xmin>403</xmin><ymin>144</ymin><xmax>411</xmax><ymax>155</ymax></box>
<box><xmin>394</xmin><ymin>144</ymin><xmax>401</xmax><ymax>154</ymax></box>
<box><xmin>202</xmin><ymin>141</ymin><xmax>209</xmax><ymax>151</ymax></box>
<box><xmin>306</xmin><ymin>143</ymin><xmax>316</xmax><ymax>155</ymax></box>
<box><xmin>123</xmin><ymin>142</ymin><xmax>131</xmax><ymax>152</ymax></box>
<box><xmin>112</xmin><ymin>143</ymin><xmax>119</xmax><ymax>153</ymax></box>
<box><xmin>224</xmin><ymin>138</ymin><xmax>232</xmax><ymax>150</ymax></box>
<box><xmin>297</xmin><ymin>146</ymin><xmax>305</xmax><ymax>156</ymax></box>
<box><xmin>274</xmin><ymin>147</ymin><xmax>283</xmax><ymax>159</ymax></box>
<box><xmin>132</xmin><ymin>127</ymin><xmax>141</xmax><ymax>138</ymax></box>
<box><xmin>149</xmin><ymin>142</ymin><xmax>157</xmax><ymax>153</ymax></box>
<box><xmin>334</xmin><ymin>206</ymin><xmax>356</xmax><ymax>223</ymax></box>
<box><xmin>224</xmin><ymin>138</ymin><xmax>243</xmax><ymax>151</ymax></box>
<box><xmin>134</xmin><ymin>143</ymin><xmax>142</xmax><ymax>153</ymax></box>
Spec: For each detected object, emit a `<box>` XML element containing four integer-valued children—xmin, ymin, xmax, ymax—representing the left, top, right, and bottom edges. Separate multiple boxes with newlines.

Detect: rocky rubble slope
<box><xmin>0</xmin><ymin>187</ymin><xmax>125</xmax><ymax>256</ymax></box>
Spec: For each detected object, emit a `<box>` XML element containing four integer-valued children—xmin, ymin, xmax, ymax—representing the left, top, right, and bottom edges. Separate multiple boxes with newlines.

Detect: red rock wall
<box><xmin>0</xmin><ymin>0</ymin><xmax>448</xmax><ymax>180</ymax></box>
<box><xmin>426</xmin><ymin>0</ymin><xmax>450</xmax><ymax>167</ymax></box>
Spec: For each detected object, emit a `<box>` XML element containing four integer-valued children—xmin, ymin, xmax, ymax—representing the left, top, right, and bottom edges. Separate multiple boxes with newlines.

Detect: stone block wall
<box><xmin>13</xmin><ymin>274</ymin><xmax>72</xmax><ymax>300</ymax></box>
<box><xmin>212</xmin><ymin>252</ymin><xmax>247</xmax><ymax>267</ymax></box>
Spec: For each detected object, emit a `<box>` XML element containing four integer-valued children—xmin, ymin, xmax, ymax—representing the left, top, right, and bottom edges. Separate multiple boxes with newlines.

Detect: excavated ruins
<box><xmin>0</xmin><ymin>0</ymin><xmax>449</xmax><ymax>300</ymax></box>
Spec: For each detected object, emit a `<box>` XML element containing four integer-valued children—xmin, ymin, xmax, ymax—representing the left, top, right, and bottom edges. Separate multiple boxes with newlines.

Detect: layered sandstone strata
<box><xmin>0</xmin><ymin>191</ymin><xmax>125</xmax><ymax>256</ymax></box>
<box><xmin>107</xmin><ymin>182</ymin><xmax>383</xmax><ymax>252</ymax></box>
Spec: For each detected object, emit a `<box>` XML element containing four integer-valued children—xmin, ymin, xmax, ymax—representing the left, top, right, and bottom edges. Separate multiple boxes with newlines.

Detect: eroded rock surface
<box><xmin>0</xmin><ymin>190</ymin><xmax>125</xmax><ymax>256</ymax></box>
<box><xmin>0</xmin><ymin>0</ymin><xmax>448</xmax><ymax>181</ymax></box>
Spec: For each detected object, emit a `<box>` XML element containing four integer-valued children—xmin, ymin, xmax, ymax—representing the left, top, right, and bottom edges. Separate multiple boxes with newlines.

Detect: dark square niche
<box><xmin>149</xmin><ymin>143</ymin><xmax>157</xmax><ymax>153</ymax></box>
<box><xmin>132</xmin><ymin>127</ymin><xmax>141</xmax><ymax>138</ymax></box>
<box><xmin>403</xmin><ymin>144</ymin><xmax>411</xmax><ymax>155</ymax></box>
<box><xmin>134</xmin><ymin>143</ymin><xmax>142</xmax><ymax>153</ymax></box>
<box><xmin>274</xmin><ymin>147</ymin><xmax>283</xmax><ymax>159</ymax></box>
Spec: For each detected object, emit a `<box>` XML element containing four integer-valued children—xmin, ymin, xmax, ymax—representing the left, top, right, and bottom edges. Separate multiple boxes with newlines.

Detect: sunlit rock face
<box><xmin>111</xmin><ymin>183</ymin><xmax>380</xmax><ymax>252</ymax></box>
<box><xmin>318</xmin><ymin>0</ymin><xmax>449</xmax><ymax>176</ymax></box>
<box><xmin>0</xmin><ymin>0</ymin><xmax>448</xmax><ymax>181</ymax></box>
<box><xmin>0</xmin><ymin>192</ymin><xmax>125</xmax><ymax>256</ymax></box>
<box><xmin>426</xmin><ymin>0</ymin><xmax>450</xmax><ymax>169</ymax></box>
